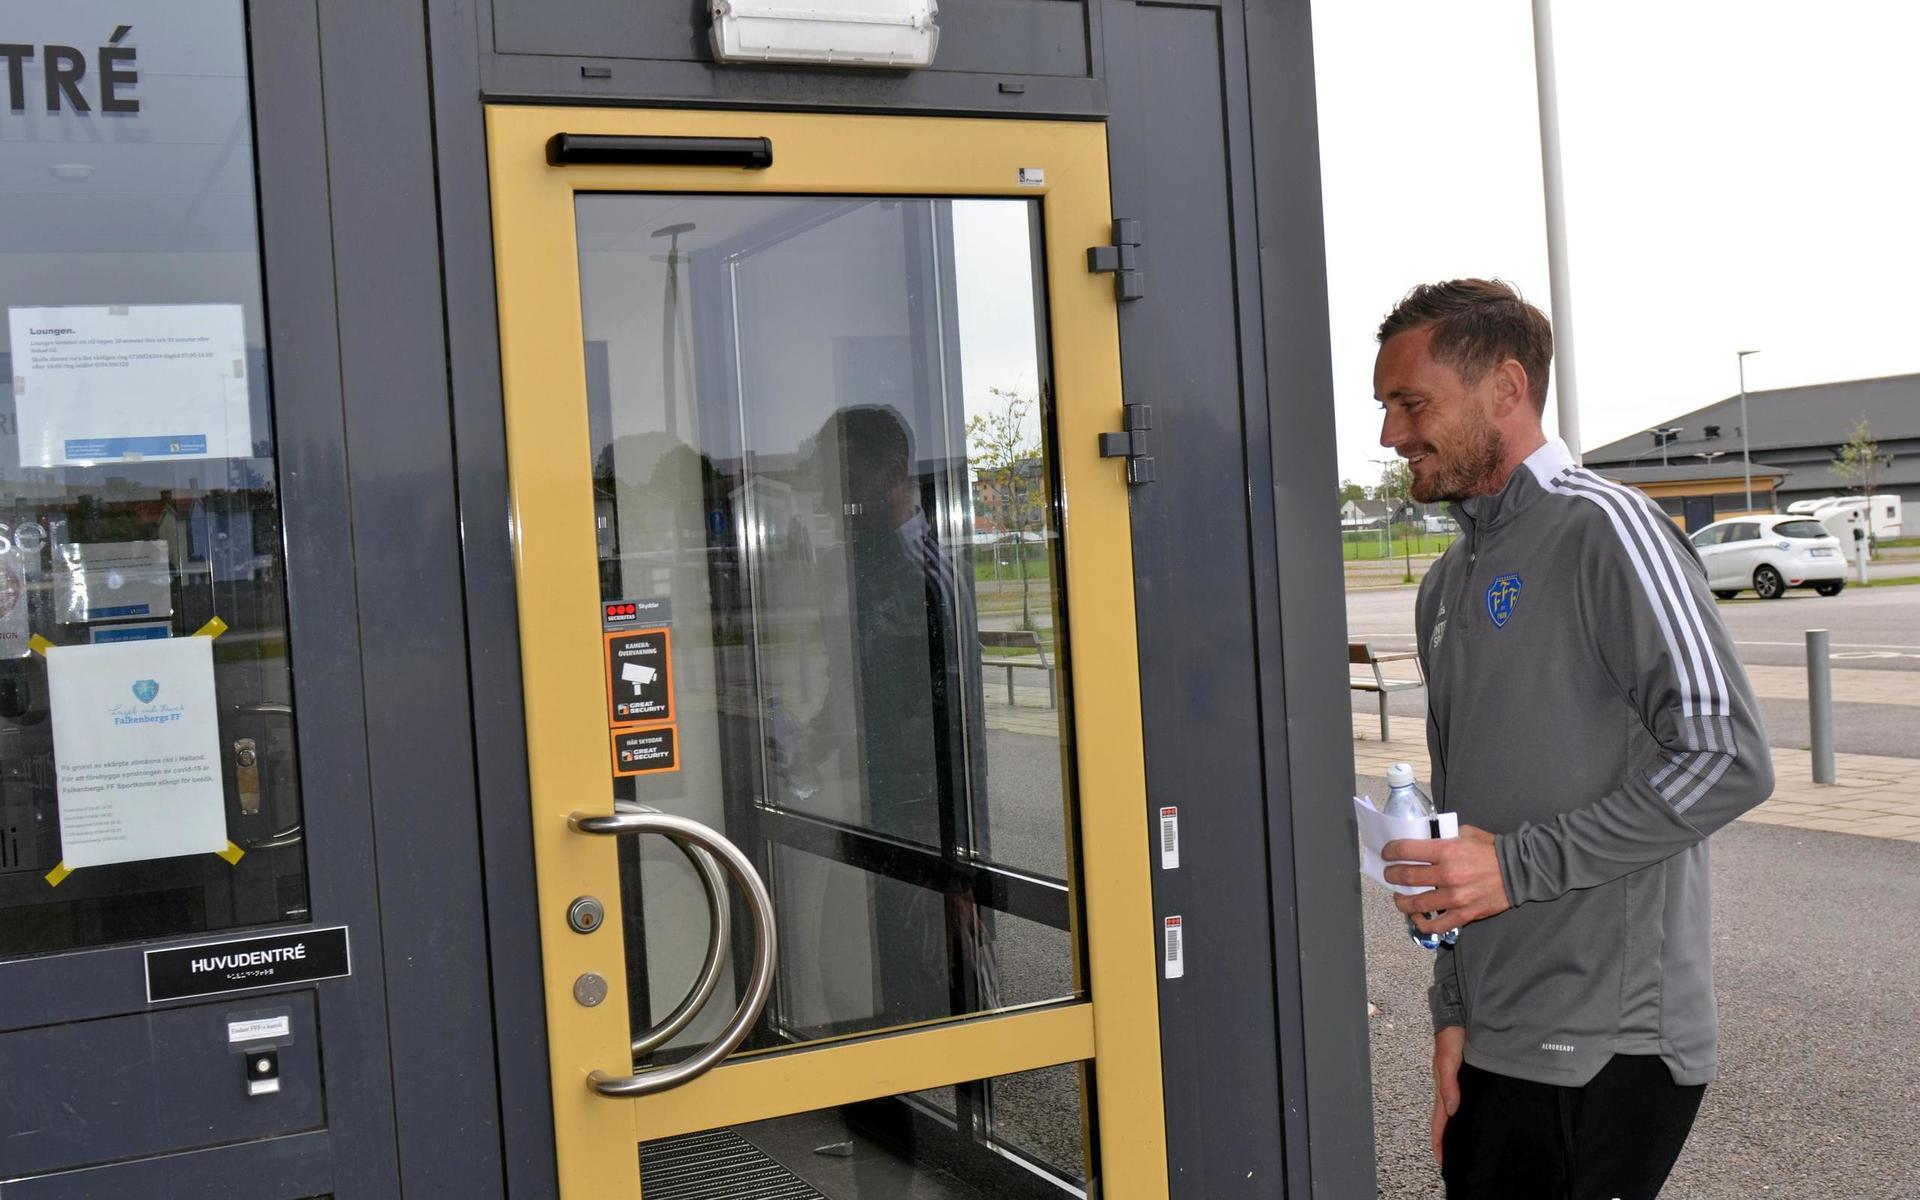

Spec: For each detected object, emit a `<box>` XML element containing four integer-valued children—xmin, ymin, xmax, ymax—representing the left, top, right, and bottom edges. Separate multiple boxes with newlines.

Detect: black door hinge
<box><xmin>1087</xmin><ymin>218</ymin><xmax>1144</xmax><ymax>301</ymax></box>
<box><xmin>1098</xmin><ymin>403</ymin><xmax>1156</xmax><ymax>484</ymax></box>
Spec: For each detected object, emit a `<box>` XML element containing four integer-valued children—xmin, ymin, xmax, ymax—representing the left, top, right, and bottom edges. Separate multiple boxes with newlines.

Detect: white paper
<box><xmin>228</xmin><ymin>1015</ymin><xmax>292</xmax><ymax>1044</ymax></box>
<box><xmin>48</xmin><ymin>637</ymin><xmax>226</xmax><ymax>870</ymax></box>
<box><xmin>1353</xmin><ymin>795</ymin><xmax>1460</xmax><ymax>896</ymax></box>
<box><xmin>9</xmin><ymin>303</ymin><xmax>252</xmax><ymax>467</ymax></box>
<box><xmin>1162</xmin><ymin>915</ymin><xmax>1184</xmax><ymax>979</ymax></box>
<box><xmin>55</xmin><ymin>541</ymin><xmax>173</xmax><ymax>624</ymax></box>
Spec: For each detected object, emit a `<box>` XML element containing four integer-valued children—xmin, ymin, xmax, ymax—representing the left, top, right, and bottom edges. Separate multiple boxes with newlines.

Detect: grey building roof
<box><xmin>1764</xmin><ymin>455</ymin><xmax>1920</xmax><ymax>495</ymax></box>
<box><xmin>1583</xmin><ymin>373</ymin><xmax>1920</xmax><ymax>464</ymax></box>
<box><xmin>1591</xmin><ymin>463</ymin><xmax>1790</xmax><ymax>485</ymax></box>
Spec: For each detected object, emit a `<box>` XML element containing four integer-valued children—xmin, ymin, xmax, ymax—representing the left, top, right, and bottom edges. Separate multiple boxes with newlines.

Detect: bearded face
<box><xmin>1375</xmin><ymin>328</ymin><xmax>1514</xmax><ymax>504</ymax></box>
<box><xmin>1404</xmin><ymin>405</ymin><xmax>1508</xmax><ymax>503</ymax></box>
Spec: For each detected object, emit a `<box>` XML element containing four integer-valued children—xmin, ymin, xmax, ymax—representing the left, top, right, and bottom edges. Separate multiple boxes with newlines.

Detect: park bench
<box><xmin>979</xmin><ymin>629</ymin><xmax>1057</xmax><ymax>709</ymax></box>
<box><xmin>1349</xmin><ymin>640</ymin><xmax>1424</xmax><ymax>741</ymax></box>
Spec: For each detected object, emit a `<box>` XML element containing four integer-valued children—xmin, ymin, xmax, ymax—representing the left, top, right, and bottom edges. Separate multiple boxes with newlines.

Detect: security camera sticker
<box><xmin>605</xmin><ymin>629</ymin><xmax>673</xmax><ymax>726</ymax></box>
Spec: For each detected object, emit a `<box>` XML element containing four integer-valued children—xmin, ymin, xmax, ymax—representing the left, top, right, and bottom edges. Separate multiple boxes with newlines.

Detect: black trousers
<box><xmin>1442</xmin><ymin>1054</ymin><xmax>1706</xmax><ymax>1200</ymax></box>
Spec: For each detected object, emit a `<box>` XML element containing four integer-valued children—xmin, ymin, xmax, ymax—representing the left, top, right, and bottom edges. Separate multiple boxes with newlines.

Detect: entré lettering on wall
<box><xmin>1</xmin><ymin>25</ymin><xmax>139</xmax><ymax>115</ymax></box>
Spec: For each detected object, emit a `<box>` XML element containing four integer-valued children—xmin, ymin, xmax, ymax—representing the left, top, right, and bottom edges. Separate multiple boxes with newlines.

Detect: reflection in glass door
<box><xmin>579</xmin><ymin>193</ymin><xmax>1085</xmax><ymax>1193</ymax></box>
<box><xmin>488</xmin><ymin>106</ymin><xmax>1163</xmax><ymax>1200</ymax></box>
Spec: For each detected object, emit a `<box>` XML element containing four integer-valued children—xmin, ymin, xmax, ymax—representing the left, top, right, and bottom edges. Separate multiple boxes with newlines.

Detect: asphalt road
<box><xmin>1348</xmin><ymin>581</ymin><xmax>1920</xmax><ymax>759</ymax></box>
<box><xmin>1361</xmin><ymin>792</ymin><xmax>1920</xmax><ymax>1199</ymax></box>
<box><xmin>1348</xmin><ymin>552</ymin><xmax>1919</xmax><ymax>590</ymax></box>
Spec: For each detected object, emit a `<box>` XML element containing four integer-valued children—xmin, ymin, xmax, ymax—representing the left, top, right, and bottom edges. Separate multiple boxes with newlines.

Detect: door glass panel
<box><xmin>577</xmin><ymin>194</ymin><xmax>1077</xmax><ymax>1058</ymax></box>
<box><xmin>640</xmin><ymin>1062</ymin><xmax>1092</xmax><ymax>1198</ymax></box>
<box><xmin>0</xmin><ymin>0</ymin><xmax>307</xmax><ymax>958</ymax></box>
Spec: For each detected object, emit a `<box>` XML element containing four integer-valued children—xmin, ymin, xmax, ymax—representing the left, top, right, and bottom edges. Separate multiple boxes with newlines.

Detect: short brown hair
<box><xmin>1377</xmin><ymin>279</ymin><xmax>1553</xmax><ymax>413</ymax></box>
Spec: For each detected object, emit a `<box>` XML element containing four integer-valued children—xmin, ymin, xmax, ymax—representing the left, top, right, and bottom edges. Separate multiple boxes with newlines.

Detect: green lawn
<box><xmin>1341</xmin><ymin>530</ymin><xmax>1457</xmax><ymax>560</ymax></box>
<box><xmin>974</xmin><ymin>549</ymin><xmax>1051</xmax><ymax>582</ymax></box>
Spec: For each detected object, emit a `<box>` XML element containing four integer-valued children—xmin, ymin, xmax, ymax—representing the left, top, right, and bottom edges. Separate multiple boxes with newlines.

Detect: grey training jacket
<box><xmin>1417</xmin><ymin>438</ymin><xmax>1773</xmax><ymax>1088</ymax></box>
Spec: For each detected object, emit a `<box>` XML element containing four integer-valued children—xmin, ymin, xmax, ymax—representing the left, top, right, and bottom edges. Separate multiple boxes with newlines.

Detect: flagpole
<box><xmin>1532</xmin><ymin>0</ymin><xmax>1582</xmax><ymax>462</ymax></box>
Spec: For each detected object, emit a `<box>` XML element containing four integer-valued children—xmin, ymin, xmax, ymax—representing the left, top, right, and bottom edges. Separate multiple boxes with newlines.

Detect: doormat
<box><xmin>641</xmin><ymin>1128</ymin><xmax>829</xmax><ymax>1200</ymax></box>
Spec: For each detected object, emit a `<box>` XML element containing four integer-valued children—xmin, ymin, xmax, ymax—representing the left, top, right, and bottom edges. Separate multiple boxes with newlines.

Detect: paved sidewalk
<box><xmin>1745</xmin><ymin>662</ymin><xmax>1920</xmax><ymax>707</ymax></box>
<box><xmin>984</xmin><ymin>685</ymin><xmax>1066</xmax><ymax>737</ymax></box>
<box><xmin>1352</xmin><ymin>714</ymin><xmax>1920</xmax><ymax>843</ymax></box>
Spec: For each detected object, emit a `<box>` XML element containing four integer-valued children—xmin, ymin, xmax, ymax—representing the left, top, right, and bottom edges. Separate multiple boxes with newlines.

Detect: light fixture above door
<box><xmin>710</xmin><ymin>0</ymin><xmax>940</xmax><ymax>68</ymax></box>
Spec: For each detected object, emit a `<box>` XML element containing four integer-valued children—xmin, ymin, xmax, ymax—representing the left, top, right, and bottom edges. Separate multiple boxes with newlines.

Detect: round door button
<box><xmin>573</xmin><ymin>973</ymin><xmax>609</xmax><ymax>1008</ymax></box>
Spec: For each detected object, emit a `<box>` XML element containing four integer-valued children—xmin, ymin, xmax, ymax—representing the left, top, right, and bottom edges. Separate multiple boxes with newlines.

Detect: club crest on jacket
<box><xmin>1485</xmin><ymin>574</ymin><xmax>1523</xmax><ymax>628</ymax></box>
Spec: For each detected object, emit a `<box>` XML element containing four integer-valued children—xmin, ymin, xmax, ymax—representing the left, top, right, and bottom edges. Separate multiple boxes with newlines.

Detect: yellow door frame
<box><xmin>487</xmin><ymin>104</ymin><xmax>1166</xmax><ymax>1199</ymax></box>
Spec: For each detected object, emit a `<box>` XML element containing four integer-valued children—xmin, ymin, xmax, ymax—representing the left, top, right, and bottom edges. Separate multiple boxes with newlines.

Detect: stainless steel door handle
<box><xmin>612</xmin><ymin>800</ymin><xmax>733</xmax><ymax>1058</ymax></box>
<box><xmin>568</xmin><ymin>808</ymin><xmax>777</xmax><ymax>1097</ymax></box>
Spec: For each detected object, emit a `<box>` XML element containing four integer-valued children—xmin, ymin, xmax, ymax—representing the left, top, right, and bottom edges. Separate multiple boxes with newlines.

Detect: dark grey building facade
<box><xmin>0</xmin><ymin>2</ymin><xmax>1376</xmax><ymax>1199</ymax></box>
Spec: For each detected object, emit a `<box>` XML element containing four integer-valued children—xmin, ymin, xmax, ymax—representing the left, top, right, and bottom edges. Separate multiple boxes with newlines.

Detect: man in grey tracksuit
<box><xmin>1373</xmin><ymin>280</ymin><xmax>1773</xmax><ymax>1199</ymax></box>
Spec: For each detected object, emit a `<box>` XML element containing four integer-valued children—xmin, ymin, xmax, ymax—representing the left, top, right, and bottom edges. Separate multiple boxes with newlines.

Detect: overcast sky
<box><xmin>1313</xmin><ymin>1</ymin><xmax>1920</xmax><ymax>489</ymax></box>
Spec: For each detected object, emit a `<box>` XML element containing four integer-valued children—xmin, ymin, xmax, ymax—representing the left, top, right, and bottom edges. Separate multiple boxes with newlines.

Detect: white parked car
<box><xmin>1689</xmin><ymin>514</ymin><xmax>1848</xmax><ymax>600</ymax></box>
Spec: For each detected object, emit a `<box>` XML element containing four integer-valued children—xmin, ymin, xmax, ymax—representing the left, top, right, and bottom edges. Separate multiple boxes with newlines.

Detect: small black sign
<box><xmin>607</xmin><ymin>628</ymin><xmax>673</xmax><ymax>725</ymax></box>
<box><xmin>146</xmin><ymin>926</ymin><xmax>351</xmax><ymax>1003</ymax></box>
<box><xmin>612</xmin><ymin>726</ymin><xmax>679</xmax><ymax>776</ymax></box>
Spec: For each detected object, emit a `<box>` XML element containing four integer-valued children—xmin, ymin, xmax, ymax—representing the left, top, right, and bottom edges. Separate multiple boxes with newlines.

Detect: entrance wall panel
<box><xmin>311</xmin><ymin>1</ymin><xmax>507</xmax><ymax>1196</ymax></box>
<box><xmin>1244</xmin><ymin>0</ymin><xmax>1378</xmax><ymax>1194</ymax></box>
<box><xmin>490</xmin><ymin>0</ymin><xmax>1092</xmax><ymax>77</ymax></box>
<box><xmin>1102</xmin><ymin>3</ymin><xmax>1290</xmax><ymax>1195</ymax></box>
<box><xmin>0</xmin><ymin>995</ymin><xmax>323</xmax><ymax>1177</ymax></box>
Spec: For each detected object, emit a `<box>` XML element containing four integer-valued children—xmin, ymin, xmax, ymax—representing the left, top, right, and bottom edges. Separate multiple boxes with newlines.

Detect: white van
<box><xmin>1787</xmin><ymin>494</ymin><xmax>1903</xmax><ymax>540</ymax></box>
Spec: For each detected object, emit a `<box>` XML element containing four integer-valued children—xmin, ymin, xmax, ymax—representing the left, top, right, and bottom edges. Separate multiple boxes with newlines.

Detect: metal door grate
<box><xmin>640</xmin><ymin>1128</ymin><xmax>828</xmax><ymax>1200</ymax></box>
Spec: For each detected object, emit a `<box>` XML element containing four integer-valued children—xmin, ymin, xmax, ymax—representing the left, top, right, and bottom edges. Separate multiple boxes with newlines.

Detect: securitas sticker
<box><xmin>1485</xmin><ymin>574</ymin><xmax>1523</xmax><ymax>628</ymax></box>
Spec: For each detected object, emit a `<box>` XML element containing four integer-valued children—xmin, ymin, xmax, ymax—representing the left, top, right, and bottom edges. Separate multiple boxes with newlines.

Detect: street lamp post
<box><xmin>1737</xmin><ymin>349</ymin><xmax>1760</xmax><ymax>512</ymax></box>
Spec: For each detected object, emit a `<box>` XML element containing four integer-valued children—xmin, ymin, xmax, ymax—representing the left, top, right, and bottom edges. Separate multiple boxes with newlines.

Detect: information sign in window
<box><xmin>0</xmin><ymin>2</ymin><xmax>308</xmax><ymax>957</ymax></box>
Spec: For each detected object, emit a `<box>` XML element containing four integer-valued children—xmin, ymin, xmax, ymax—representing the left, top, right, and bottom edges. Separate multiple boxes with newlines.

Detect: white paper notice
<box><xmin>55</xmin><ymin>541</ymin><xmax>174</xmax><ymax>624</ymax></box>
<box><xmin>9</xmin><ymin>304</ymin><xmax>252</xmax><ymax>468</ymax></box>
<box><xmin>228</xmin><ymin>1015</ymin><xmax>292</xmax><ymax>1045</ymax></box>
<box><xmin>1353</xmin><ymin>795</ymin><xmax>1460</xmax><ymax>896</ymax></box>
<box><xmin>48</xmin><ymin>637</ymin><xmax>227</xmax><ymax>870</ymax></box>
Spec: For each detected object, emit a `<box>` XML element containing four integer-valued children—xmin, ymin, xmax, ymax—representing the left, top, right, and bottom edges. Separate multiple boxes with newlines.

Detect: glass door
<box><xmin>488</xmin><ymin>107</ymin><xmax>1164</xmax><ymax>1200</ymax></box>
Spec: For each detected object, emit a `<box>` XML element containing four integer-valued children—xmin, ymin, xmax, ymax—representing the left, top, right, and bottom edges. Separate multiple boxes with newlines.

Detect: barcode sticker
<box><xmin>1158</xmin><ymin>806</ymin><xmax>1180</xmax><ymax>870</ymax></box>
<box><xmin>1163</xmin><ymin>915</ymin><xmax>1184</xmax><ymax>979</ymax></box>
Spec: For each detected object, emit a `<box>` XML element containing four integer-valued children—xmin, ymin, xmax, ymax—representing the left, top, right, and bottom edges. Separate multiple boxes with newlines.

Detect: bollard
<box><xmin>1806</xmin><ymin>628</ymin><xmax>1835</xmax><ymax>784</ymax></box>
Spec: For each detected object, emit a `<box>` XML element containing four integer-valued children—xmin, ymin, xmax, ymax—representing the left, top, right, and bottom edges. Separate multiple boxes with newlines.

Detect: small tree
<box><xmin>1371</xmin><ymin>459</ymin><xmax>1416</xmax><ymax>581</ymax></box>
<box><xmin>967</xmin><ymin>387</ymin><xmax>1048</xmax><ymax>629</ymax></box>
<box><xmin>1831</xmin><ymin>417</ymin><xmax>1894</xmax><ymax>499</ymax></box>
<box><xmin>1338</xmin><ymin>478</ymin><xmax>1368</xmax><ymax>511</ymax></box>
<box><xmin>1372</xmin><ymin>458</ymin><xmax>1412</xmax><ymax>504</ymax></box>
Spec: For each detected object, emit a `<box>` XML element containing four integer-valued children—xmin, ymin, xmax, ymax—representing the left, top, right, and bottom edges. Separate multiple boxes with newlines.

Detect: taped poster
<box><xmin>47</xmin><ymin>637</ymin><xmax>227</xmax><ymax>870</ymax></box>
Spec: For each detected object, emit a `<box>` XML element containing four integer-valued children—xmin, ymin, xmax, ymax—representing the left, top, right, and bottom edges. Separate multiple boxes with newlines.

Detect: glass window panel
<box><xmin>642</xmin><ymin>1062</ymin><xmax>1093</xmax><ymax>1199</ymax></box>
<box><xmin>0</xmin><ymin>1</ymin><xmax>307</xmax><ymax>957</ymax></box>
<box><xmin>578</xmin><ymin>194</ymin><xmax>1079</xmax><ymax>1058</ymax></box>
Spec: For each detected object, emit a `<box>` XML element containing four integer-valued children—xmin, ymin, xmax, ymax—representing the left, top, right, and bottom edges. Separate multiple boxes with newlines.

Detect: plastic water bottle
<box><xmin>1382</xmin><ymin>762</ymin><xmax>1458</xmax><ymax>950</ymax></box>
